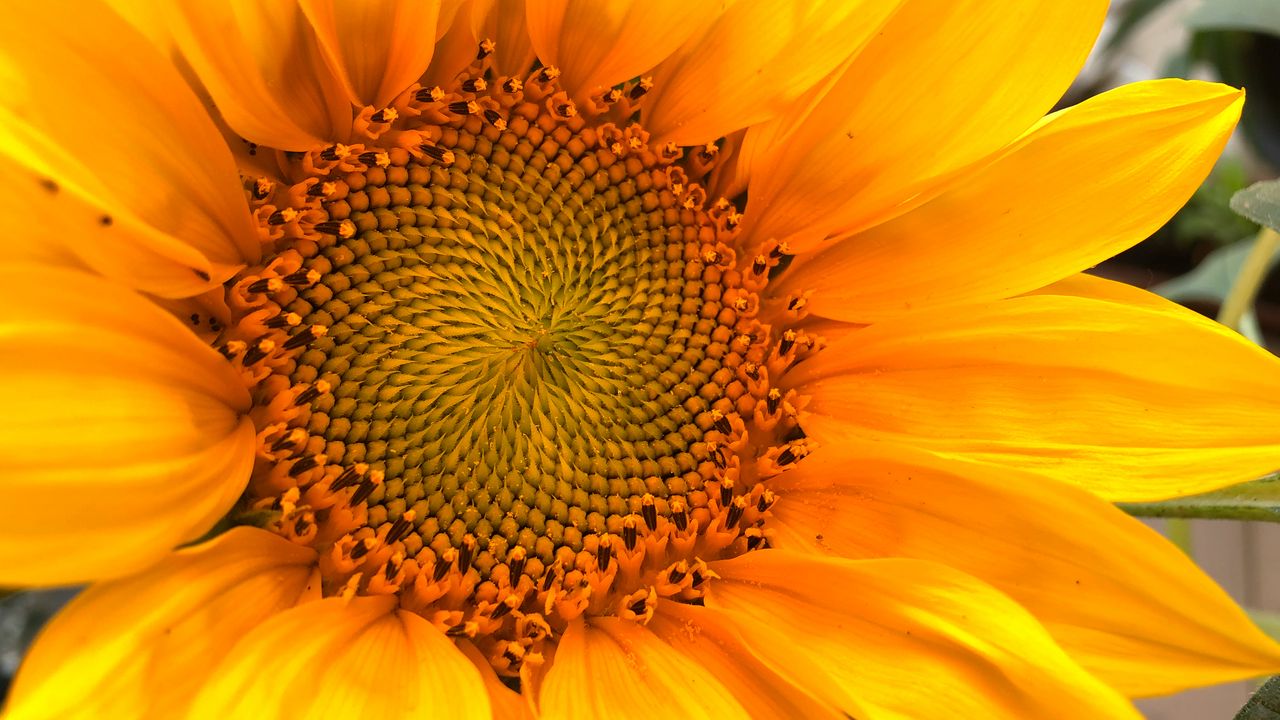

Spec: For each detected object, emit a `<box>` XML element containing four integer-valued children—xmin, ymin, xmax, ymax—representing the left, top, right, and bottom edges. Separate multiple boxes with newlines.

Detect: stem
<box><xmin>1218</xmin><ymin>227</ymin><xmax>1280</xmax><ymax>330</ymax></box>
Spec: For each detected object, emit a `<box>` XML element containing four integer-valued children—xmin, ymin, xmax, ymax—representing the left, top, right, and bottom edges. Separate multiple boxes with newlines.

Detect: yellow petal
<box><xmin>525</xmin><ymin>0</ymin><xmax>717</xmax><ymax>101</ymax></box>
<box><xmin>5</xmin><ymin>528</ymin><xmax>317</xmax><ymax>720</ymax></box>
<box><xmin>163</xmin><ymin>0</ymin><xmax>354</xmax><ymax>150</ymax></box>
<box><xmin>1028</xmin><ymin>271</ymin><xmax>1177</xmax><ymax>309</ymax></box>
<box><xmin>0</xmin><ymin>266</ymin><xmax>253</xmax><ymax>585</ymax></box>
<box><xmin>643</xmin><ymin>0</ymin><xmax>905</xmax><ymax>147</ymax></box>
<box><xmin>769</xmin><ymin>441</ymin><xmax>1280</xmax><ymax>697</ymax></box>
<box><xmin>708</xmin><ymin>551</ymin><xmax>1139</xmax><ymax>719</ymax></box>
<box><xmin>190</xmin><ymin>596</ymin><xmax>490</xmax><ymax>719</ymax></box>
<box><xmin>537</xmin><ymin>616</ymin><xmax>750</xmax><ymax>719</ymax></box>
<box><xmin>647</xmin><ymin>600</ymin><xmax>843</xmax><ymax>719</ymax></box>
<box><xmin>482</xmin><ymin>0</ymin><xmax>537</xmax><ymax>79</ymax></box>
<box><xmin>740</xmin><ymin>0</ymin><xmax>1109</xmax><ymax>253</ymax></box>
<box><xmin>776</xmin><ymin>80</ymin><xmax>1243</xmax><ymax>321</ymax></box>
<box><xmin>300</xmin><ymin>0</ymin><xmax>442</xmax><ymax>109</ymax></box>
<box><xmin>0</xmin><ymin>1</ymin><xmax>259</xmax><ymax>296</ymax></box>
<box><xmin>789</xmin><ymin>294</ymin><xmax>1280</xmax><ymax>501</ymax></box>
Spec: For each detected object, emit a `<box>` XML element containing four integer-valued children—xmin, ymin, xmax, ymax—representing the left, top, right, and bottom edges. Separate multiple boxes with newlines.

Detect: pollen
<box><xmin>213</xmin><ymin>47</ymin><xmax>820</xmax><ymax>679</ymax></box>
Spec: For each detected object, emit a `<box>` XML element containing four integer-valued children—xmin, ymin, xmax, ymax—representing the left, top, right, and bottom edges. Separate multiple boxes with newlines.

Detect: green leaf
<box><xmin>1236</xmin><ymin>676</ymin><xmax>1280</xmax><ymax>719</ymax></box>
<box><xmin>1120</xmin><ymin>474</ymin><xmax>1280</xmax><ymax>521</ymax></box>
<box><xmin>1152</xmin><ymin>235</ymin><xmax>1275</xmax><ymax>343</ymax></box>
<box><xmin>1232</xmin><ymin>179</ymin><xmax>1280</xmax><ymax>232</ymax></box>
<box><xmin>1188</xmin><ymin>0</ymin><xmax>1280</xmax><ymax>36</ymax></box>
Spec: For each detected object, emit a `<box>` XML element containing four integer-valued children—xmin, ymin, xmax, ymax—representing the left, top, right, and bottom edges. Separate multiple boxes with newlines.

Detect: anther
<box><xmin>243</xmin><ymin>337</ymin><xmax>276</xmax><ymax>366</ymax></box>
<box><xmin>266</xmin><ymin>311</ymin><xmax>303</xmax><ymax>329</ymax></box>
<box><xmin>319</xmin><ymin>144</ymin><xmax>348</xmax><ymax>162</ymax></box>
<box><xmin>477</xmin><ymin>38</ymin><xmax>496</xmax><ymax>59</ymax></box>
<box><xmin>668</xmin><ymin>561</ymin><xmax>688</xmax><ymax>584</ymax></box>
<box><xmin>270</xmin><ymin>427</ymin><xmax>307</xmax><ymax>453</ymax></box>
<box><xmin>307</xmin><ymin>181</ymin><xmax>337</xmax><ymax>198</ymax></box>
<box><xmin>596</xmin><ymin>535</ymin><xmax>613</xmax><ymax>571</ymax></box>
<box><xmin>766</xmin><ymin>388</ymin><xmax>782</xmax><ymax>415</ymax></box>
<box><xmin>217</xmin><ymin>340</ymin><xmax>247</xmax><ymax>360</ymax></box>
<box><xmin>385</xmin><ymin>510</ymin><xmax>417</xmax><ymax>544</ymax></box>
<box><xmin>671</xmin><ymin>499</ymin><xmax>688</xmax><ymax>531</ymax></box>
<box><xmin>420</xmin><ymin>143</ymin><xmax>456</xmax><ymax>165</ymax></box>
<box><xmin>725</xmin><ymin>497</ymin><xmax>746</xmax><ymax>529</ymax></box>
<box><xmin>358</xmin><ymin>151</ymin><xmax>391</xmax><ymax>168</ymax></box>
<box><xmin>448</xmin><ymin>100</ymin><xmax>480</xmax><ymax>116</ymax></box>
<box><xmin>711</xmin><ymin>410</ymin><xmax>732</xmax><ymax>435</ymax></box>
<box><xmin>267</xmin><ymin>208</ymin><xmax>297</xmax><ymax>226</ymax></box>
<box><xmin>508</xmin><ymin>546</ymin><xmax>527</xmax><ymax>579</ymax></box>
<box><xmin>252</xmin><ymin>178</ymin><xmax>273</xmax><ymax>200</ymax></box>
<box><xmin>415</xmin><ymin>86</ymin><xmax>445</xmax><ymax>103</ymax></box>
<box><xmin>777</xmin><ymin>444</ymin><xmax>800</xmax><ymax>466</ymax></box>
<box><xmin>491</xmin><ymin>594</ymin><xmax>519</xmax><ymax>620</ymax></box>
<box><xmin>779</xmin><ymin>329</ymin><xmax>797</xmax><ymax>356</ymax></box>
<box><xmin>330</xmin><ymin>463</ymin><xmax>368</xmax><ymax>491</ymax></box>
<box><xmin>462</xmin><ymin>78</ymin><xmax>487</xmax><ymax>93</ymax></box>
<box><xmin>288</xmin><ymin>453</ymin><xmax>324</xmax><ymax>478</ymax></box>
<box><xmin>350</xmin><ymin>537</ymin><xmax>374</xmax><ymax>560</ymax></box>
<box><xmin>369</xmin><ymin>108</ymin><xmax>397</xmax><ymax>124</ymax></box>
<box><xmin>622</xmin><ymin>516</ymin><xmax>638</xmax><ymax>551</ymax></box>
<box><xmin>719</xmin><ymin>478</ymin><xmax>734</xmax><ymax>508</ymax></box>
<box><xmin>283</xmin><ymin>324</ymin><xmax>327</xmax><ymax>351</ymax></box>
<box><xmin>554</xmin><ymin>101</ymin><xmax>577</xmax><ymax>118</ymax></box>
<box><xmin>752</xmin><ymin>255</ymin><xmax>768</xmax><ymax>276</ymax></box>
<box><xmin>483</xmin><ymin>108</ymin><xmax>507</xmax><ymax>131</ymax></box>
<box><xmin>501</xmin><ymin>78</ymin><xmax>523</xmax><ymax>94</ymax></box>
<box><xmin>757</xmin><ymin>489</ymin><xmax>778</xmax><ymax>513</ymax></box>
<box><xmin>536</xmin><ymin>66</ymin><xmax>561</xmax><ymax>83</ymax></box>
<box><xmin>458</xmin><ymin>535</ymin><xmax>478</xmax><ymax>570</ymax></box>
<box><xmin>433</xmin><ymin>550</ymin><xmax>454</xmax><ymax>581</ymax></box>
<box><xmin>629</xmin><ymin>76</ymin><xmax>654</xmax><ymax>100</ymax></box>
<box><xmin>315</xmin><ymin>219</ymin><xmax>356</xmax><ymax>238</ymax></box>
<box><xmin>349</xmin><ymin>477</ymin><xmax>379</xmax><ymax>506</ymax></box>
<box><xmin>641</xmin><ymin>494</ymin><xmax>658</xmax><ymax>532</ymax></box>
<box><xmin>247</xmin><ymin>277</ymin><xmax>284</xmax><ymax>295</ymax></box>
<box><xmin>284</xmin><ymin>269</ymin><xmax>321</xmax><ymax>287</ymax></box>
<box><xmin>294</xmin><ymin>379</ymin><xmax>331</xmax><ymax>406</ymax></box>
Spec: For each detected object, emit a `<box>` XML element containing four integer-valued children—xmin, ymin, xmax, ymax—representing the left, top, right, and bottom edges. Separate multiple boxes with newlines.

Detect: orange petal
<box><xmin>788</xmin><ymin>293</ymin><xmax>1280</xmax><ymax>501</ymax></box>
<box><xmin>643</xmin><ymin>0</ymin><xmax>905</xmax><ymax>147</ymax></box>
<box><xmin>0</xmin><ymin>267</ymin><xmax>253</xmax><ymax>585</ymax></box>
<box><xmin>648</xmin><ymin>600</ymin><xmax>843</xmax><ymax>719</ymax></box>
<box><xmin>538</xmin><ymin>616</ymin><xmax>750</xmax><ymax>719</ymax></box>
<box><xmin>5</xmin><ymin>528</ymin><xmax>317</xmax><ymax>720</ymax></box>
<box><xmin>458</xmin><ymin>641</ymin><xmax>534</xmax><ymax>720</ymax></box>
<box><xmin>740</xmin><ymin>0</ymin><xmax>1108</xmax><ymax>254</ymax></box>
<box><xmin>776</xmin><ymin>80</ymin><xmax>1243</xmax><ymax>321</ymax></box>
<box><xmin>163</xmin><ymin>0</ymin><xmax>354</xmax><ymax>150</ymax></box>
<box><xmin>769</xmin><ymin>441</ymin><xmax>1280</xmax><ymax>697</ymax></box>
<box><xmin>0</xmin><ymin>1</ymin><xmax>259</xmax><ymax>296</ymax></box>
<box><xmin>525</xmin><ymin>0</ymin><xmax>717</xmax><ymax>101</ymax></box>
<box><xmin>708</xmin><ymin>551</ymin><xmax>1138</xmax><ymax>719</ymax></box>
<box><xmin>190</xmin><ymin>596</ymin><xmax>490</xmax><ymax>719</ymax></box>
<box><xmin>300</xmin><ymin>0</ymin><xmax>443</xmax><ymax>109</ymax></box>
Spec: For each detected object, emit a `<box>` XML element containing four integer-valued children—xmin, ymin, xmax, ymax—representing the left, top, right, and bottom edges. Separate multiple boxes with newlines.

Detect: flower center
<box><xmin>207</xmin><ymin>50</ymin><xmax>818</xmax><ymax>675</ymax></box>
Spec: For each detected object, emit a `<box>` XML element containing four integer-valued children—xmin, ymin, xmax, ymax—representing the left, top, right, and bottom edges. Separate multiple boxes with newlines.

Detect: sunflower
<box><xmin>4</xmin><ymin>0</ymin><xmax>1280</xmax><ymax>717</ymax></box>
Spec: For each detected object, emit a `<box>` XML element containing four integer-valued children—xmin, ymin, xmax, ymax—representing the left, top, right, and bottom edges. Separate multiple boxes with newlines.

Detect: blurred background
<box><xmin>3</xmin><ymin>1</ymin><xmax>1280</xmax><ymax>717</ymax></box>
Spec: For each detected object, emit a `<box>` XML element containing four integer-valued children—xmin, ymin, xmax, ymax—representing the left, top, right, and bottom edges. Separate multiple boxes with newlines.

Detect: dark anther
<box><xmin>433</xmin><ymin>554</ymin><xmax>451</xmax><ymax>582</ymax></box>
<box><xmin>420</xmin><ymin>144</ymin><xmax>454</xmax><ymax>164</ymax></box>
<box><xmin>712</xmin><ymin>412</ymin><xmax>732</xmax><ymax>435</ymax></box>
<box><xmin>458</xmin><ymin>536</ymin><xmax>477</xmax><ymax>570</ymax></box>
<box><xmin>314</xmin><ymin>220</ymin><xmax>347</xmax><ymax>236</ymax></box>
<box><xmin>747</xmin><ymin>533</ymin><xmax>767</xmax><ymax>551</ymax></box>
<box><xmin>777</xmin><ymin>446</ymin><xmax>798</xmax><ymax>466</ymax></box>
<box><xmin>270</xmin><ymin>429</ymin><xmax>301</xmax><ymax>453</ymax></box>
<box><xmin>628</xmin><ymin>77</ymin><xmax>653</xmax><ymax>100</ymax></box>
<box><xmin>629</xmin><ymin>597</ymin><xmax>649</xmax><ymax>615</ymax></box>
<box><xmin>770</xmin><ymin>253</ymin><xmax>796</xmax><ymax>280</ymax></box>
<box><xmin>540</xmin><ymin>569</ymin><xmax>557</xmax><ymax>592</ymax></box>
<box><xmin>536</xmin><ymin>66</ymin><xmax>559</xmax><ymax>83</ymax></box>
<box><xmin>509</xmin><ymin>553</ymin><xmax>526</xmax><ymax>579</ymax></box>
<box><xmin>358</xmin><ymin>151</ymin><xmax>383</xmax><ymax>166</ymax></box>
<box><xmin>283</xmin><ymin>325</ymin><xmax>323</xmax><ymax>351</ymax></box>
<box><xmin>641</xmin><ymin>495</ymin><xmax>658</xmax><ymax>532</ymax></box>
<box><xmin>251</xmin><ymin>182</ymin><xmax>271</xmax><ymax>200</ymax></box>
<box><xmin>384</xmin><ymin>557</ymin><xmax>401</xmax><ymax>580</ymax></box>
<box><xmin>294</xmin><ymin>516</ymin><xmax>311</xmax><ymax>536</ymax></box>
<box><xmin>596</xmin><ymin>540</ymin><xmax>613</xmax><ymax>571</ymax></box>
<box><xmin>306</xmin><ymin>182</ymin><xmax>329</xmax><ymax>197</ymax></box>
<box><xmin>321</xmin><ymin>144</ymin><xmax>344</xmax><ymax>161</ymax></box>
<box><xmin>752</xmin><ymin>255</ymin><xmax>768</xmax><ymax>276</ymax></box>
<box><xmin>672</xmin><ymin>505</ymin><xmax>689</xmax><ymax>532</ymax></box>
<box><xmin>216</xmin><ymin>343</ymin><xmax>240</xmax><ymax>360</ymax></box>
<box><xmin>330</xmin><ymin>464</ymin><xmax>366</xmax><ymax>491</ymax></box>
<box><xmin>710</xmin><ymin>446</ymin><xmax>727</xmax><ymax>469</ymax></box>
<box><xmin>448</xmin><ymin>100</ymin><xmax>475</xmax><ymax>115</ymax></box>
<box><xmin>350</xmin><ymin>539</ymin><xmax>372</xmax><ymax>560</ymax></box>
<box><xmin>267</xmin><ymin>210</ymin><xmax>290</xmax><ymax>226</ymax></box>
<box><xmin>783</xmin><ymin>425</ymin><xmax>807</xmax><ymax>442</ymax></box>
<box><xmin>385</xmin><ymin>514</ymin><xmax>415</xmax><ymax>544</ymax></box>
<box><xmin>766</xmin><ymin>389</ymin><xmax>781</xmax><ymax>415</ymax></box>
<box><xmin>787</xmin><ymin>296</ymin><xmax>804</xmax><ymax>311</ymax></box>
<box><xmin>349</xmin><ymin>478</ymin><xmax>378</xmax><ymax>506</ymax></box>
<box><xmin>369</xmin><ymin>108</ymin><xmax>392</xmax><ymax>123</ymax></box>
<box><xmin>758</xmin><ymin>490</ymin><xmax>777</xmax><ymax>513</ymax></box>
<box><xmin>668</xmin><ymin>564</ymin><xmax>687</xmax><ymax>584</ymax></box>
<box><xmin>622</xmin><ymin>520</ymin><xmax>637</xmax><ymax>551</ymax></box>
<box><xmin>554</xmin><ymin>102</ymin><xmax>575</xmax><ymax>118</ymax></box>
<box><xmin>284</xmin><ymin>269</ymin><xmax>318</xmax><ymax>287</ymax></box>
<box><xmin>725</xmin><ymin>498</ymin><xmax>746</xmax><ymax>529</ymax></box>
<box><xmin>769</xmin><ymin>244</ymin><xmax>788</xmax><ymax>260</ymax></box>
<box><xmin>462</xmin><ymin>78</ymin><xmax>487</xmax><ymax>93</ymax></box>
<box><xmin>446</xmin><ymin>624</ymin><xmax>470</xmax><ymax>637</ymax></box>
<box><xmin>266</xmin><ymin>311</ymin><xmax>301</xmax><ymax>329</ymax></box>
<box><xmin>719</xmin><ymin>481</ymin><xmax>734</xmax><ymax>508</ymax></box>
<box><xmin>483</xmin><ymin>108</ymin><xmax>506</xmax><ymax>128</ymax></box>
<box><xmin>744</xmin><ymin>363</ymin><xmax>760</xmax><ymax>380</ymax></box>
<box><xmin>288</xmin><ymin>454</ymin><xmax>321</xmax><ymax>478</ymax></box>
<box><xmin>247</xmin><ymin>277</ymin><xmax>277</xmax><ymax>294</ymax></box>
<box><xmin>243</xmin><ymin>338</ymin><xmax>273</xmax><ymax>366</ymax></box>
<box><xmin>415</xmin><ymin>86</ymin><xmax>443</xmax><ymax>103</ymax></box>
<box><xmin>477</xmin><ymin>38</ymin><xmax>495</xmax><ymax>59</ymax></box>
<box><xmin>779</xmin><ymin>333</ymin><xmax>795</xmax><ymax>356</ymax></box>
<box><xmin>99</xmin><ymin>215</ymin><xmax>113</xmax><ymax>227</ymax></box>
<box><xmin>502</xmin><ymin>78</ymin><xmax>522</xmax><ymax>93</ymax></box>
<box><xmin>691</xmin><ymin>569</ymin><xmax>706</xmax><ymax>587</ymax></box>
<box><xmin>294</xmin><ymin>382</ymin><xmax>325</xmax><ymax>406</ymax></box>
<box><xmin>491</xmin><ymin>597</ymin><xmax>516</xmax><ymax>620</ymax></box>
